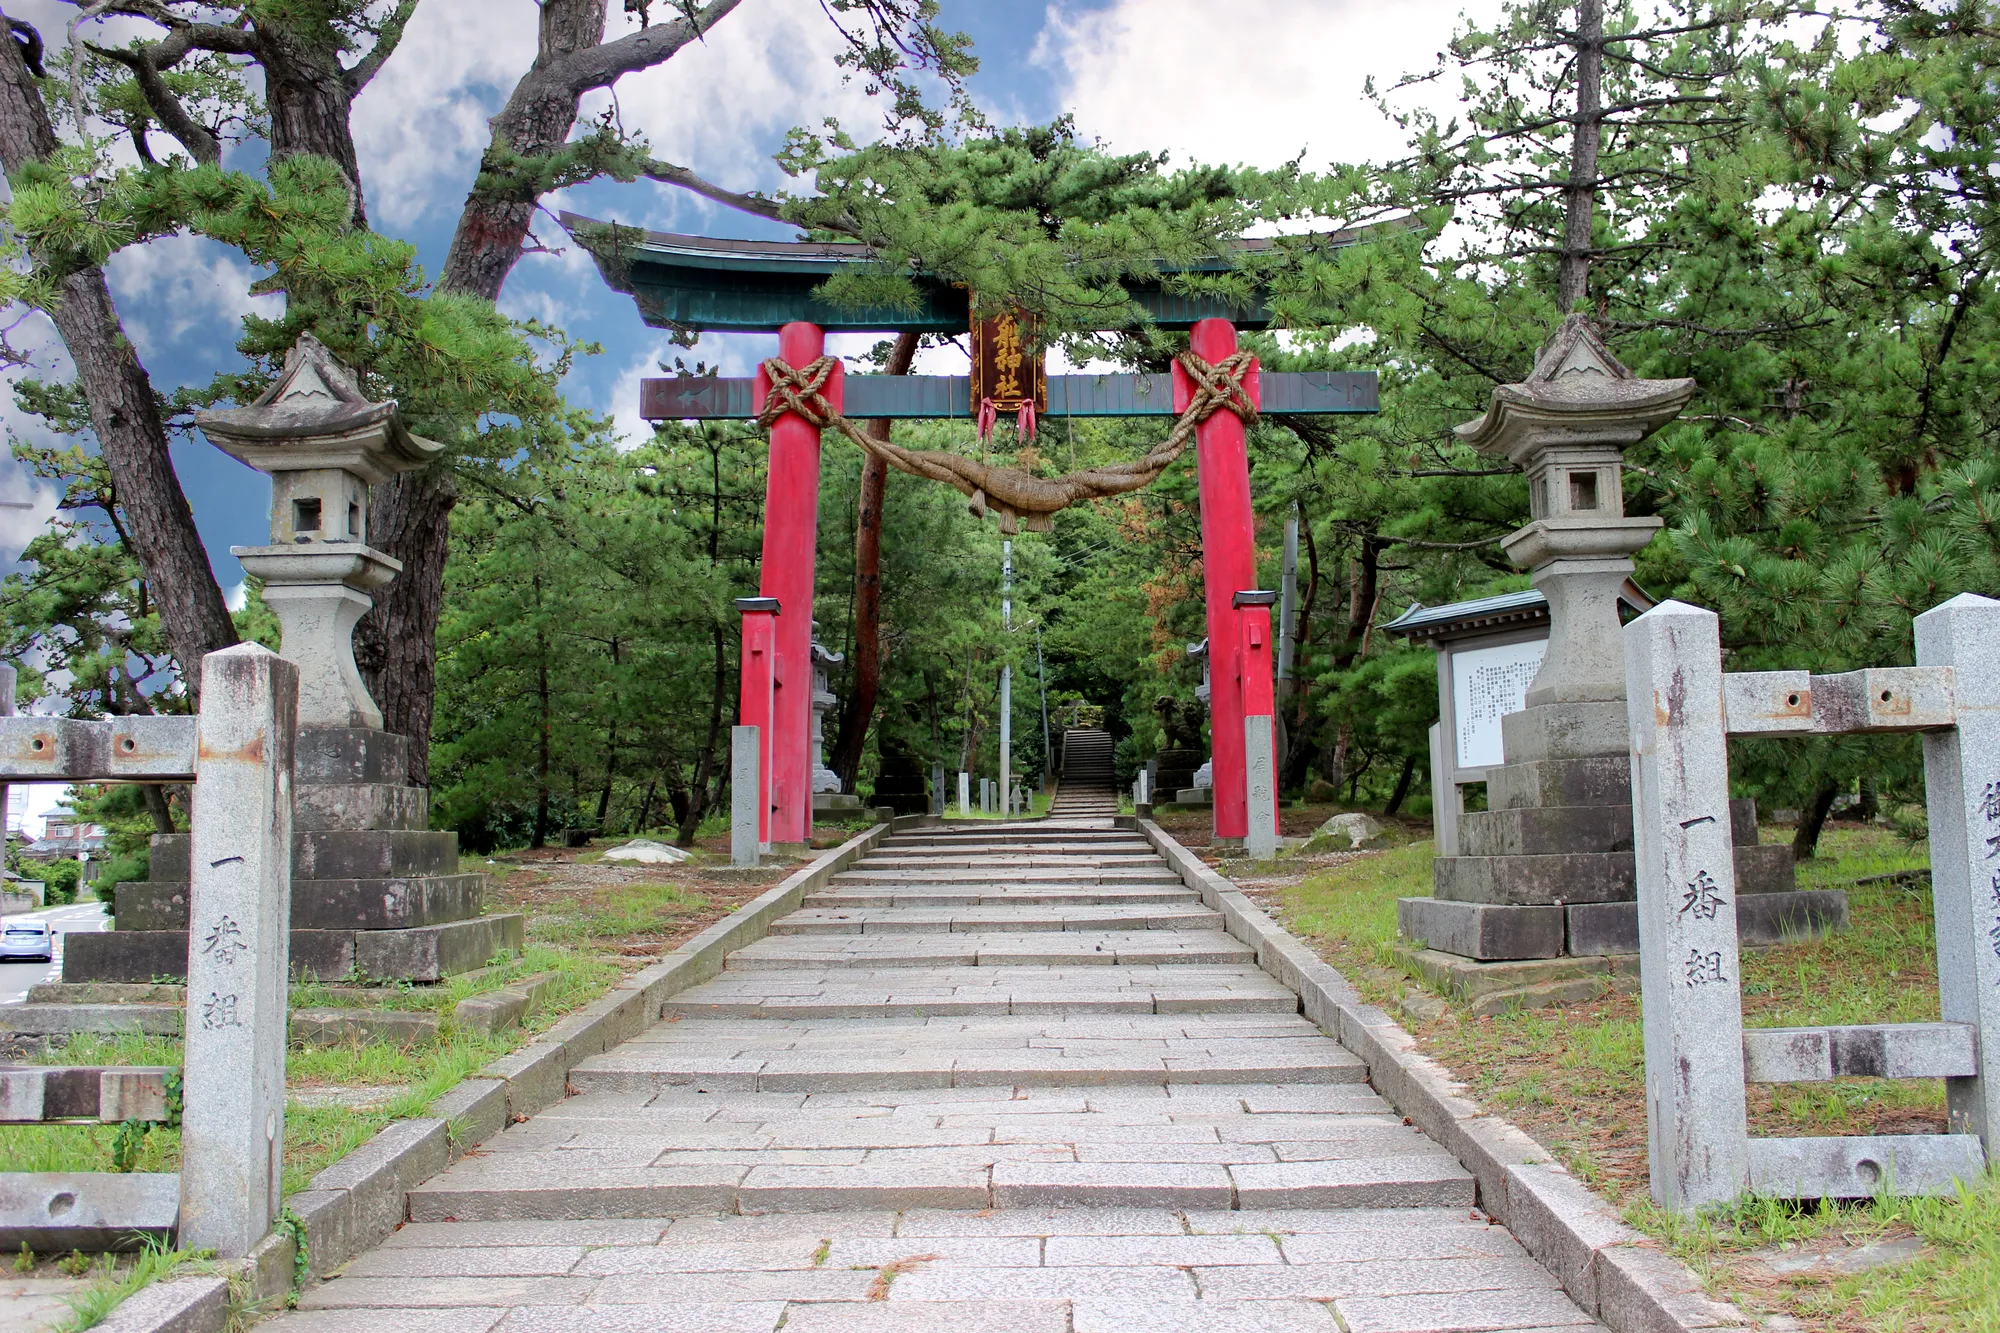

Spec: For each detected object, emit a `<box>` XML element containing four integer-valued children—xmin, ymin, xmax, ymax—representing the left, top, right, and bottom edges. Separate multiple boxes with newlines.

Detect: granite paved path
<box><xmin>265</xmin><ymin>818</ymin><xmax>1602</xmax><ymax>1332</ymax></box>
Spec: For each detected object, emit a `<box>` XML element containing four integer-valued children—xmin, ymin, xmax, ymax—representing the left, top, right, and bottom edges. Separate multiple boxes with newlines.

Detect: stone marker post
<box><xmin>731</xmin><ymin>726</ymin><xmax>760</xmax><ymax>868</ymax></box>
<box><xmin>1624</xmin><ymin>602</ymin><xmax>1749</xmax><ymax>1212</ymax></box>
<box><xmin>1915</xmin><ymin>592</ymin><xmax>2000</xmax><ymax>1145</ymax></box>
<box><xmin>179</xmin><ymin>644</ymin><xmax>298</xmax><ymax>1257</ymax></box>
<box><xmin>932</xmin><ymin>764</ymin><xmax>946</xmax><ymax>816</ymax></box>
<box><xmin>959</xmin><ymin>771</ymin><xmax>970</xmax><ymax>817</ymax></box>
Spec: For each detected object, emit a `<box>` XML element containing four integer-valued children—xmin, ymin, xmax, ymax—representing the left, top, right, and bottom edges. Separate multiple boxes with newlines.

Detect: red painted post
<box><xmin>1174</xmin><ymin>318</ymin><xmax>1260</xmax><ymax>843</ymax></box>
<box><xmin>736</xmin><ymin>597</ymin><xmax>780</xmax><ymax>847</ymax></box>
<box><xmin>751</xmin><ymin>323</ymin><xmax>839</xmax><ymax>847</ymax></box>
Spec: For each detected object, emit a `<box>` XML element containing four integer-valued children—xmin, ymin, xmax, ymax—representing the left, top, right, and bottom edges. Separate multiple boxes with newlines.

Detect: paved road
<box><xmin>0</xmin><ymin>900</ymin><xmax>108</xmax><ymax>1003</ymax></box>
<box><xmin>264</xmin><ymin>818</ymin><xmax>1600</xmax><ymax>1333</ymax></box>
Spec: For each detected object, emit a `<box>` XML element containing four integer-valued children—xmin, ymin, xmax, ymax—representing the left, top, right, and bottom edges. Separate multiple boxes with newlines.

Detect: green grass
<box><xmin>48</xmin><ymin>1240</ymin><xmax>219</xmax><ymax>1332</ymax></box>
<box><xmin>528</xmin><ymin>881</ymin><xmax>712</xmax><ymax>947</ymax></box>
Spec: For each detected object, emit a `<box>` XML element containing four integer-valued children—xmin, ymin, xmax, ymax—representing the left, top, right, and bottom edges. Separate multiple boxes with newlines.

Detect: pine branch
<box><xmin>346</xmin><ymin>0</ymin><xmax>422</xmax><ymax>94</ymax></box>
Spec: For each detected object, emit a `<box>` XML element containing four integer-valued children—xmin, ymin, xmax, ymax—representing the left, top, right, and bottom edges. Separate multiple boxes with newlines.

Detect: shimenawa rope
<box><xmin>753</xmin><ymin>350</ymin><xmax>1258</xmax><ymax>534</ymax></box>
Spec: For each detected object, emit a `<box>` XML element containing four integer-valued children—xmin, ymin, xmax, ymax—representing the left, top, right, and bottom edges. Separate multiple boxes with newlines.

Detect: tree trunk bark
<box><xmin>1279</xmin><ymin>514</ymin><xmax>1320</xmax><ymax>790</ymax></box>
<box><xmin>1382</xmin><ymin>753</ymin><xmax>1418</xmax><ymax>816</ymax></box>
<box><xmin>831</xmin><ymin>331</ymin><xmax>920</xmax><ymax>790</ymax></box>
<box><xmin>438</xmin><ymin>0</ymin><xmax>611</xmax><ymax>301</ymax></box>
<box><xmin>0</xmin><ymin>15</ymin><xmax>241</xmax><ymax>701</ymax></box>
<box><xmin>354</xmin><ymin>467</ymin><xmax>455</xmax><ymax>783</ymax></box>
<box><xmin>1559</xmin><ymin>0</ymin><xmax>1605</xmax><ymax>312</ymax></box>
<box><xmin>1791</xmin><ymin>780</ymin><xmax>1842</xmax><ymax>862</ymax></box>
<box><xmin>1318</xmin><ymin>537</ymin><xmax>1382</xmax><ymax>787</ymax></box>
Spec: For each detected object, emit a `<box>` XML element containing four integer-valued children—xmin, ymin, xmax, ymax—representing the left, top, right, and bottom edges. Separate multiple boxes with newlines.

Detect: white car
<box><xmin>0</xmin><ymin>919</ymin><xmax>53</xmax><ymax>962</ymax></box>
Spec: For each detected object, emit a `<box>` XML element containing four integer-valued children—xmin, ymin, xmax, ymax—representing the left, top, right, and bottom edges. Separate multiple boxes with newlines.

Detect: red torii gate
<box><xmin>570</xmin><ymin>218</ymin><xmax>1379</xmax><ymax>849</ymax></box>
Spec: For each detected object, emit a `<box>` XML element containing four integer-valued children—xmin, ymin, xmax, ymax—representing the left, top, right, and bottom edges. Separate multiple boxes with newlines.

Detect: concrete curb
<box><xmin>1129</xmin><ymin>817</ymin><xmax>1753</xmax><ymax>1333</ymax></box>
<box><xmin>284</xmin><ymin>822</ymin><xmax>892</xmax><ymax>1282</ymax></box>
<box><xmin>92</xmin><ymin>1275</ymin><xmax>228</xmax><ymax>1333</ymax></box>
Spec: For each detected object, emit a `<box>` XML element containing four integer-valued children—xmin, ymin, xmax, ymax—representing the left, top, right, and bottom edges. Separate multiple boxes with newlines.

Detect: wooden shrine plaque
<box><xmin>969</xmin><ymin>310</ymin><xmax>1046</xmax><ymax>413</ymax></box>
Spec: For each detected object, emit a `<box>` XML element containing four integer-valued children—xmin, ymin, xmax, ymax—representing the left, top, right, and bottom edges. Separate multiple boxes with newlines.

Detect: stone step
<box><xmin>672</xmin><ymin>963</ymin><xmax>1296</xmax><ymax>1016</ymax></box>
<box><xmin>858</xmin><ymin>852</ymin><xmax>1160</xmax><ymax>867</ymax></box>
<box><xmin>771</xmin><ymin>906</ymin><xmax>1224</xmax><ymax>935</ymax></box>
<box><xmin>404</xmin><ymin>1082</ymin><xmax>1471</xmax><ymax>1220</ymax></box>
<box><xmin>724</xmin><ymin>931</ymin><xmax>1257</xmax><ymax>971</ymax></box>
<box><xmin>807</xmin><ymin>887</ymin><xmax>1199</xmax><ymax>909</ymax></box>
<box><xmin>116</xmin><ymin>873</ymin><xmax>485</xmax><ymax>932</ymax></box>
<box><xmin>569</xmin><ymin>1014</ymin><xmax>1367</xmax><ymax>1094</ymax></box>
<box><xmin>832</xmin><ymin>869</ymin><xmax>1183</xmax><ymax>887</ymax></box>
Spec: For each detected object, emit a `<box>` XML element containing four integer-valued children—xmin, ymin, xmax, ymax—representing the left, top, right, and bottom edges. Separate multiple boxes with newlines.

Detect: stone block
<box><xmin>295</xmin><ymin>829</ymin><xmax>460</xmax><ymax>879</ymax></box>
<box><xmin>128</xmin><ymin>873</ymin><xmax>486</xmax><ymax>932</ymax></box>
<box><xmin>290</xmin><ymin>874</ymin><xmax>485</xmax><ymax>930</ymax></box>
<box><xmin>285</xmin><ymin>1188</ymin><xmax>353</xmax><ymax>1278</ymax></box>
<box><xmin>1457</xmin><ymin>805</ymin><xmax>1633</xmax><ymax>857</ymax></box>
<box><xmin>236</xmin><ymin>1227</ymin><xmax>298</xmax><ymax>1307</ymax></box>
<box><xmin>1500</xmin><ymin>700</ymin><xmax>1631</xmax><ymax>763</ymax></box>
<box><xmin>293</xmin><ymin>781</ymin><xmax>430</xmax><ymax>831</ymax></box>
<box><xmin>453</xmin><ymin>987</ymin><xmax>529</xmax><ymax>1035</ymax></box>
<box><xmin>1595</xmin><ymin>1244</ymin><xmax>1752</xmax><ymax>1333</ymax></box>
<box><xmin>151</xmin><ymin>827</ymin><xmax>461</xmax><ymax>880</ymax></box>
<box><xmin>1431</xmin><ymin>851</ymin><xmax>1634</xmax><ymax>906</ymax></box>
<box><xmin>482</xmin><ymin>1041</ymin><xmax>570</xmax><ymax>1121</ymax></box>
<box><xmin>93</xmin><ymin>1275</ymin><xmax>229</xmax><ymax>1333</ymax></box>
<box><xmin>1392</xmin><ymin>946</ymin><xmax>1630</xmax><ymax>1002</ymax></box>
<box><xmin>352</xmin><ymin>913</ymin><xmax>524</xmax><ymax>982</ymax></box>
<box><xmin>1502</xmin><ymin>1163</ymin><xmax>1637</xmax><ymax>1313</ymax></box>
<box><xmin>1486</xmin><ymin>755</ymin><xmax>1631</xmax><ymax>811</ymax></box>
<box><xmin>295</xmin><ymin>726</ymin><xmax>410</xmax><ymax>785</ymax></box>
<box><xmin>1569</xmin><ymin>889</ymin><xmax>1847</xmax><ymax>957</ymax></box>
<box><xmin>290</xmin><ymin>1006</ymin><xmax>440</xmax><ymax>1048</ymax></box>
<box><xmin>0</xmin><ymin>1003</ymin><xmax>182</xmax><ymax>1038</ymax></box>
<box><xmin>61</xmin><ymin>929</ymin><xmax>355</xmax><ymax>984</ymax></box>
<box><xmin>1398</xmin><ymin>898</ymin><xmax>1564</xmax><ymax>961</ymax></box>
<box><xmin>0</xmin><ymin>1172</ymin><xmax>178</xmax><ymax>1251</ymax></box>
<box><xmin>429</xmin><ymin>1078</ymin><xmax>509</xmax><ymax>1158</ymax></box>
<box><xmin>1734</xmin><ymin>843</ymin><xmax>1798</xmax><ymax>894</ymax></box>
<box><xmin>309</xmin><ymin>1118</ymin><xmax>449</xmax><ymax>1251</ymax></box>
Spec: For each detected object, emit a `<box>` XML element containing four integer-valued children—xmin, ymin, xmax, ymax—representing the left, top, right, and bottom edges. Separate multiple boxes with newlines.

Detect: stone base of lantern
<box><xmin>75</xmin><ymin>728</ymin><xmax>520</xmax><ymax>985</ymax></box>
<box><xmin>1400</xmin><ymin>746</ymin><xmax>1842</xmax><ymax>961</ymax></box>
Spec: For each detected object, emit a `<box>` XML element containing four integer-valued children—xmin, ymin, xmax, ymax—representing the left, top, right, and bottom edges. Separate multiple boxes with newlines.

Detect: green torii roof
<box><xmin>560</xmin><ymin>212</ymin><xmax>1368</xmax><ymax>334</ymax></box>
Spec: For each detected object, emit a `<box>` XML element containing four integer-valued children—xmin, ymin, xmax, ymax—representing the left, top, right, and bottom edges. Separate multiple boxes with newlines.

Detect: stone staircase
<box><xmin>269</xmin><ymin>815</ymin><xmax>1602</xmax><ymax>1331</ymax></box>
<box><xmin>1053</xmin><ymin>727</ymin><xmax>1119</xmax><ymax>817</ymax></box>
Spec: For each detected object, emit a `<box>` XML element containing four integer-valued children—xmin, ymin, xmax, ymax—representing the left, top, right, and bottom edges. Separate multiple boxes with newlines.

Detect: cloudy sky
<box><xmin>0</xmin><ymin>0</ymin><xmax>1504</xmax><ymax>593</ymax></box>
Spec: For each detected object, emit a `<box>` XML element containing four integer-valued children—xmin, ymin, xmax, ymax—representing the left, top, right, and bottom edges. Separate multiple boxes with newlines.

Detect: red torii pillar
<box><xmin>1175</xmin><ymin>317</ymin><xmax>1264</xmax><ymax>845</ymax></box>
<box><xmin>748</xmin><ymin>321</ymin><xmax>840</xmax><ymax>849</ymax></box>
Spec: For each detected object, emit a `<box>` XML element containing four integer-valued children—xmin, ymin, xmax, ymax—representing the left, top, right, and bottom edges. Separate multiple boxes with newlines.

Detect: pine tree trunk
<box><xmin>832</xmin><ymin>331</ymin><xmax>920</xmax><ymax>789</ymax></box>
<box><xmin>1382</xmin><ymin>753</ymin><xmax>1418</xmax><ymax>816</ymax></box>
<box><xmin>1559</xmin><ymin>0</ymin><xmax>1605</xmax><ymax>312</ymax></box>
<box><xmin>677</xmin><ymin>623</ymin><xmax>729</xmax><ymax>847</ymax></box>
<box><xmin>1791</xmin><ymin>780</ymin><xmax>1842</xmax><ymax>862</ymax></box>
<box><xmin>354</xmin><ymin>468</ymin><xmax>455</xmax><ymax>783</ymax></box>
<box><xmin>0</xmin><ymin>18</ymin><xmax>241</xmax><ymax>701</ymax></box>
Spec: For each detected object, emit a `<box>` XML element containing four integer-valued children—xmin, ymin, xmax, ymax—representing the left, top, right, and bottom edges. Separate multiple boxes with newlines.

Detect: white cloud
<box><xmin>1034</xmin><ymin>0</ymin><xmax>1506</xmax><ymax>172</ymax></box>
<box><xmin>224</xmin><ymin>581</ymin><xmax>249</xmax><ymax>613</ymax></box>
<box><xmin>103</xmin><ymin>235</ymin><xmax>283</xmax><ymax>363</ymax></box>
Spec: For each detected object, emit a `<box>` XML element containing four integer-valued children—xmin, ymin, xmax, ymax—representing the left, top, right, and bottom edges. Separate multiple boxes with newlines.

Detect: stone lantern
<box><xmin>196</xmin><ymin>335</ymin><xmax>443</xmax><ymax>730</ymax></box>
<box><xmin>1454</xmin><ymin>315</ymin><xmax>1688</xmax><ymax>752</ymax></box>
<box><xmin>809</xmin><ymin>640</ymin><xmax>859</xmax><ymax>812</ymax></box>
<box><xmin>1394</xmin><ymin>317</ymin><xmax>1829</xmax><ymax>980</ymax></box>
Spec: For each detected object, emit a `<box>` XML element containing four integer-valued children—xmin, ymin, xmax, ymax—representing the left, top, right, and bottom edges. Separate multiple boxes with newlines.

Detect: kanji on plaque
<box><xmin>970</xmin><ymin>307</ymin><xmax>1046</xmax><ymax>438</ymax></box>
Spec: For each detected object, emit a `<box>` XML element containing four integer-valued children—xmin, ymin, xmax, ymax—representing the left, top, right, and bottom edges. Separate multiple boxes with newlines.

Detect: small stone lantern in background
<box><xmin>197</xmin><ymin>335</ymin><xmax>443</xmax><ymax>730</ymax></box>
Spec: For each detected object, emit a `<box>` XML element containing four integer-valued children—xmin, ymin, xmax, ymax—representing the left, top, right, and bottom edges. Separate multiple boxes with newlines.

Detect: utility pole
<box><xmin>1036</xmin><ymin>621</ymin><xmax>1051</xmax><ymax>793</ymax></box>
<box><xmin>999</xmin><ymin>539</ymin><xmax>1012</xmax><ymax>815</ymax></box>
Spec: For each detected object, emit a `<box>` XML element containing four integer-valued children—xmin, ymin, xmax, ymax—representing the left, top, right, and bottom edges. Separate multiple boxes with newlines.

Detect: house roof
<box><xmin>1382</xmin><ymin>580</ymin><xmax>1656</xmax><ymax>644</ymax></box>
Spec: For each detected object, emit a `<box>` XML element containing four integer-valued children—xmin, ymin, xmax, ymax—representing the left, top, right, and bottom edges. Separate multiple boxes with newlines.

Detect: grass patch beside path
<box><xmin>1259</xmin><ymin>823</ymin><xmax>1991</xmax><ymax>1333</ymax></box>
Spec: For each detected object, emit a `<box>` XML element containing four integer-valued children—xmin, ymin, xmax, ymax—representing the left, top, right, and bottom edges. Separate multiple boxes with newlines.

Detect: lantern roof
<box><xmin>1454</xmin><ymin>316</ymin><xmax>1695</xmax><ymax>466</ymax></box>
<box><xmin>198</xmin><ymin>335</ymin><xmax>444</xmax><ymax>484</ymax></box>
